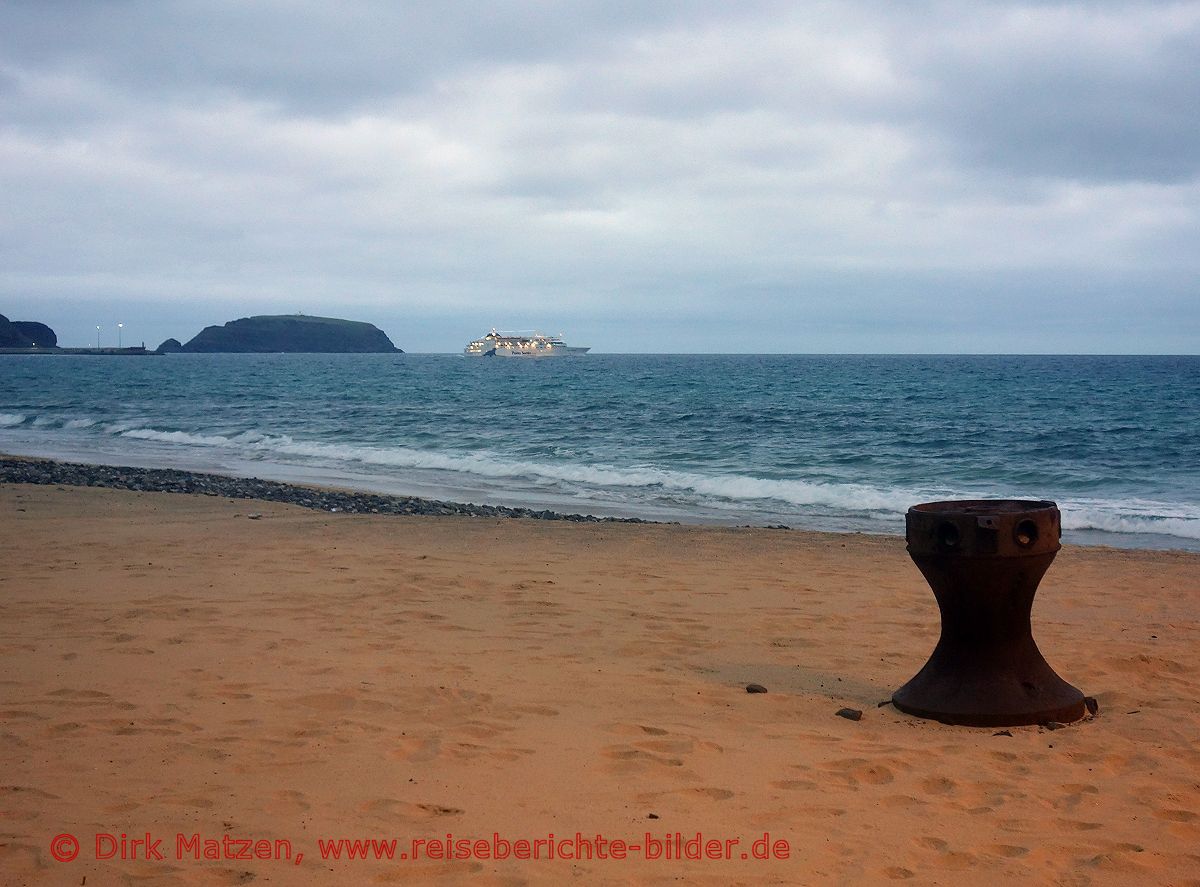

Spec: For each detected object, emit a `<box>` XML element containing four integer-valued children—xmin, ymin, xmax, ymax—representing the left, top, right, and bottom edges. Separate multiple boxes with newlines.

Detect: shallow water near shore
<box><xmin>1</xmin><ymin>353</ymin><xmax>1197</xmax><ymax>550</ymax></box>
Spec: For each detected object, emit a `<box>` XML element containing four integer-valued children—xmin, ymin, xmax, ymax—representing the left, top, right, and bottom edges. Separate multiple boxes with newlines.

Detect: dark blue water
<box><xmin>1</xmin><ymin>354</ymin><xmax>1197</xmax><ymax>549</ymax></box>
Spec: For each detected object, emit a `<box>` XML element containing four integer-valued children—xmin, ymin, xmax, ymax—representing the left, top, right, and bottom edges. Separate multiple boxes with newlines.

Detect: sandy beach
<box><xmin>2</xmin><ymin>481</ymin><xmax>1199</xmax><ymax>886</ymax></box>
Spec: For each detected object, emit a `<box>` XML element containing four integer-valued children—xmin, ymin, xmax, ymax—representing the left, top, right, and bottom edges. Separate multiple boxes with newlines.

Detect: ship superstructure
<box><xmin>464</xmin><ymin>329</ymin><xmax>590</xmax><ymax>357</ymax></box>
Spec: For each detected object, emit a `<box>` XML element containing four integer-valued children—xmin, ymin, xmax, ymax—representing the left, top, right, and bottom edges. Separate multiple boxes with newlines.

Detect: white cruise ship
<box><xmin>464</xmin><ymin>329</ymin><xmax>590</xmax><ymax>358</ymax></box>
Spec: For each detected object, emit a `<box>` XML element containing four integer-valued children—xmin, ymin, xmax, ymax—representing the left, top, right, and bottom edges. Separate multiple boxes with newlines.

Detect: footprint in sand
<box><xmin>986</xmin><ymin>844</ymin><xmax>1030</xmax><ymax>858</ymax></box>
<box><xmin>920</xmin><ymin>775</ymin><xmax>956</xmax><ymax>796</ymax></box>
<box><xmin>1052</xmin><ymin>783</ymin><xmax>1099</xmax><ymax>812</ymax></box>
<box><xmin>293</xmin><ymin>692</ymin><xmax>356</xmax><ymax>711</ymax></box>
<box><xmin>0</xmin><ymin>711</ymin><xmax>46</xmax><ymax>722</ymax></box>
<box><xmin>819</xmin><ymin>757</ymin><xmax>897</xmax><ymax>787</ymax></box>
<box><xmin>635</xmin><ymin>738</ymin><xmax>696</xmax><ymax>755</ymax></box>
<box><xmin>1</xmin><ymin>785</ymin><xmax>60</xmax><ymax>804</ymax></box>
<box><xmin>606</xmin><ymin>723</ymin><xmax>670</xmax><ymax>738</ymax></box>
<box><xmin>47</xmin><ymin>688</ymin><xmax>112</xmax><ymax>701</ymax></box>
<box><xmin>360</xmin><ymin>799</ymin><xmax>465</xmax><ymax>822</ymax></box>
<box><xmin>263</xmin><ymin>789</ymin><xmax>312</xmax><ymax>816</ymax></box>
<box><xmin>390</xmin><ymin>735</ymin><xmax>441</xmax><ymax>763</ymax></box>
<box><xmin>197</xmin><ymin>868</ymin><xmax>265</xmax><ymax>885</ymax></box>
<box><xmin>47</xmin><ymin>721</ymin><xmax>87</xmax><ymax>734</ymax></box>
<box><xmin>1154</xmin><ymin>808</ymin><xmax>1197</xmax><ymax>822</ymax></box>
<box><xmin>600</xmin><ymin>745</ymin><xmax>686</xmax><ymax>773</ymax></box>
<box><xmin>640</xmin><ymin>787</ymin><xmax>735</xmax><ymax>803</ymax></box>
<box><xmin>448</xmin><ymin>741</ymin><xmax>535</xmax><ymax>763</ymax></box>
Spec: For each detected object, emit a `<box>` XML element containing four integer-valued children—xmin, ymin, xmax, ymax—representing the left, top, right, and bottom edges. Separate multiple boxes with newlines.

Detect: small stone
<box><xmin>993</xmin><ymin>730</ymin><xmax>1013</xmax><ymax>737</ymax></box>
<box><xmin>745</xmin><ymin>683</ymin><xmax>768</xmax><ymax>694</ymax></box>
<box><xmin>647</xmin><ymin>813</ymin><xmax>659</xmax><ymax>820</ymax></box>
<box><xmin>1043</xmin><ymin>721</ymin><xmax>1067</xmax><ymax>731</ymax></box>
<box><xmin>876</xmin><ymin>699</ymin><xmax>893</xmax><ymax>708</ymax></box>
<box><xmin>247</xmin><ymin>513</ymin><xmax>262</xmax><ymax>520</ymax></box>
<box><xmin>1084</xmin><ymin>696</ymin><xmax>1099</xmax><ymax>716</ymax></box>
<box><xmin>835</xmin><ymin>708</ymin><xmax>863</xmax><ymax>721</ymax></box>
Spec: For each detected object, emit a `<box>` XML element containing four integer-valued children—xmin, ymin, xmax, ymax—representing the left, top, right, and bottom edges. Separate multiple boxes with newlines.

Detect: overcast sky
<box><xmin>2</xmin><ymin>1</ymin><xmax>1197</xmax><ymax>352</ymax></box>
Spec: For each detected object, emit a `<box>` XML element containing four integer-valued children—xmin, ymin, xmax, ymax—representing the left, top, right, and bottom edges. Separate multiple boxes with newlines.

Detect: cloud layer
<box><xmin>2</xmin><ymin>1</ymin><xmax>1197</xmax><ymax>351</ymax></box>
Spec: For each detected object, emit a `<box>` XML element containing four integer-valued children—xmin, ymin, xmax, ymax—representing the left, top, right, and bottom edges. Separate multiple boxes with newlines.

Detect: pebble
<box><xmin>745</xmin><ymin>683</ymin><xmax>768</xmax><ymax>694</ymax></box>
<box><xmin>1084</xmin><ymin>696</ymin><xmax>1099</xmax><ymax>716</ymax></box>
<box><xmin>0</xmin><ymin>457</ymin><xmax>649</xmax><ymax>524</ymax></box>
<box><xmin>835</xmin><ymin>708</ymin><xmax>863</xmax><ymax>721</ymax></box>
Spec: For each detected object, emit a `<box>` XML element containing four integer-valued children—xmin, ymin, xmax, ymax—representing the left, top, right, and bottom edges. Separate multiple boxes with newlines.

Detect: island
<box><xmin>176</xmin><ymin>314</ymin><xmax>402</xmax><ymax>353</ymax></box>
<box><xmin>0</xmin><ymin>314</ymin><xmax>57</xmax><ymax>349</ymax></box>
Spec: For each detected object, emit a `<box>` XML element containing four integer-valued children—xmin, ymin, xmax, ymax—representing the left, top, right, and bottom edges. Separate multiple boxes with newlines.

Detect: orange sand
<box><xmin>2</xmin><ymin>483</ymin><xmax>1199</xmax><ymax>886</ymax></box>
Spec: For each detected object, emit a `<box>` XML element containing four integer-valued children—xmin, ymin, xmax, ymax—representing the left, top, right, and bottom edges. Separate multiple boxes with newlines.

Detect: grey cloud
<box><xmin>0</xmin><ymin>0</ymin><xmax>755</xmax><ymax>114</ymax></box>
<box><xmin>906</xmin><ymin>5</ymin><xmax>1200</xmax><ymax>184</ymax></box>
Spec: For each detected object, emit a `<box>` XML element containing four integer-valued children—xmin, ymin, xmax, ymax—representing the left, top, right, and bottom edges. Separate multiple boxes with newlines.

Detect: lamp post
<box><xmin>96</xmin><ymin>325</ymin><xmax>101</xmax><ymax>349</ymax></box>
<box><xmin>118</xmin><ymin>323</ymin><xmax>123</xmax><ymax>348</ymax></box>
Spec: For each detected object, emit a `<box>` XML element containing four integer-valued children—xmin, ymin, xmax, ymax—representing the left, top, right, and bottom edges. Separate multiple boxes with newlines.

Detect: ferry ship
<box><xmin>464</xmin><ymin>329</ymin><xmax>590</xmax><ymax>358</ymax></box>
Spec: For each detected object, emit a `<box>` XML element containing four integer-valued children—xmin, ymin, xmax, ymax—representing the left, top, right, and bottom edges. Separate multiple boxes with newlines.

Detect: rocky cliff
<box><xmin>0</xmin><ymin>315</ymin><xmax>57</xmax><ymax>348</ymax></box>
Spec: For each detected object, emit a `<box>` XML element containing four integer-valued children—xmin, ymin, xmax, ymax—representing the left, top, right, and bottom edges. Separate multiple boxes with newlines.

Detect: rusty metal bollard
<box><xmin>892</xmin><ymin>499</ymin><xmax>1085</xmax><ymax>727</ymax></box>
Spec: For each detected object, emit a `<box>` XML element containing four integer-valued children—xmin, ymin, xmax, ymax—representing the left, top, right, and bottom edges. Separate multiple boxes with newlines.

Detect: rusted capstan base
<box><xmin>892</xmin><ymin>500</ymin><xmax>1085</xmax><ymax>728</ymax></box>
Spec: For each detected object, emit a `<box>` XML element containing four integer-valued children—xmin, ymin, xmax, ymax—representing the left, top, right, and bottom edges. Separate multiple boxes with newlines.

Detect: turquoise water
<box><xmin>1</xmin><ymin>353</ymin><xmax>1197</xmax><ymax>549</ymax></box>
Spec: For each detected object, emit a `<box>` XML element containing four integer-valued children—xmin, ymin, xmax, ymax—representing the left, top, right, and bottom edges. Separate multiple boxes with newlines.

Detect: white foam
<box><xmin>103</xmin><ymin>420</ymin><xmax>150</xmax><ymax>434</ymax></box>
<box><xmin>0</xmin><ymin>413</ymin><xmax>25</xmax><ymax>427</ymax></box>
<box><xmin>240</xmin><ymin>437</ymin><xmax>919</xmax><ymax>514</ymax></box>
<box><xmin>91</xmin><ymin>425</ymin><xmax>919</xmax><ymax>514</ymax></box>
<box><xmin>1062</xmin><ymin>504</ymin><xmax>1200</xmax><ymax>541</ymax></box>
<box><xmin>120</xmin><ymin>428</ymin><xmax>243</xmax><ymax>448</ymax></box>
<box><xmin>56</xmin><ymin>421</ymin><xmax>1200</xmax><ymax>543</ymax></box>
<box><xmin>64</xmin><ymin>418</ymin><xmax>97</xmax><ymax>429</ymax></box>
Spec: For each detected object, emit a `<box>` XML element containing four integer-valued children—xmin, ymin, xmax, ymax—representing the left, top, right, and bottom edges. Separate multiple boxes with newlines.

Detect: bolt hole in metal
<box><xmin>937</xmin><ymin>521</ymin><xmax>960</xmax><ymax>548</ymax></box>
<box><xmin>1014</xmin><ymin>519</ymin><xmax>1039</xmax><ymax>548</ymax></box>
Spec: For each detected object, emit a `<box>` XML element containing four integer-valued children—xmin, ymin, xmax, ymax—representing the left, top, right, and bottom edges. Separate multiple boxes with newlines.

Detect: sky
<box><xmin>1</xmin><ymin>1</ymin><xmax>1197</xmax><ymax>353</ymax></box>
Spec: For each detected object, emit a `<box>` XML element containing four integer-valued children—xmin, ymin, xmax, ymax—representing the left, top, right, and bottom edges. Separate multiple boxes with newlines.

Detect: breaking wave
<box><xmin>107</xmin><ymin>424</ymin><xmax>918</xmax><ymax>515</ymax></box>
<box><xmin>2</xmin><ymin>397</ymin><xmax>1197</xmax><ymax>548</ymax></box>
<box><xmin>1060</xmin><ymin>503</ymin><xmax>1200</xmax><ymax>541</ymax></box>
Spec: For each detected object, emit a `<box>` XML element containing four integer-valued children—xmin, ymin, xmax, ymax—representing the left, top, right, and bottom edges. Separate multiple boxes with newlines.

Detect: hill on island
<box><xmin>0</xmin><ymin>314</ymin><xmax>57</xmax><ymax>348</ymax></box>
<box><xmin>176</xmin><ymin>315</ymin><xmax>402</xmax><ymax>353</ymax></box>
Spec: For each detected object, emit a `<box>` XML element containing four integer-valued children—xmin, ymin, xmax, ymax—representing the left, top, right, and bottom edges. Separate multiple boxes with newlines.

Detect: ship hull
<box><xmin>465</xmin><ymin>346</ymin><xmax>590</xmax><ymax>357</ymax></box>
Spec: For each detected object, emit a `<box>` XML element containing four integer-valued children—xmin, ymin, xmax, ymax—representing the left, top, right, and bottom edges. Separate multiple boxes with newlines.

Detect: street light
<box><xmin>118</xmin><ymin>323</ymin><xmax>124</xmax><ymax>348</ymax></box>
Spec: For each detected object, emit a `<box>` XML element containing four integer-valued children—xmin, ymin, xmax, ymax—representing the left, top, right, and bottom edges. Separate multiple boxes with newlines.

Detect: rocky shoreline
<box><xmin>0</xmin><ymin>456</ymin><xmax>649</xmax><ymax>523</ymax></box>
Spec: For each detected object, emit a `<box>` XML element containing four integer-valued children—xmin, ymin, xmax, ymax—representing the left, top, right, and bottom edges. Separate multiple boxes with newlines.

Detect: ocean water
<box><xmin>1</xmin><ymin>353</ymin><xmax>1197</xmax><ymax>550</ymax></box>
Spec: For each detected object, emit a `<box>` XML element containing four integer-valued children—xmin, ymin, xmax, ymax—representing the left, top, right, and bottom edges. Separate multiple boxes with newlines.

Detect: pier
<box><xmin>0</xmin><ymin>346</ymin><xmax>159</xmax><ymax>356</ymax></box>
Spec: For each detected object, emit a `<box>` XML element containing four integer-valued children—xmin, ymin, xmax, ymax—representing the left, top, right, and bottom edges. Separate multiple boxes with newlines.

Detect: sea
<box><xmin>1</xmin><ymin>353</ymin><xmax>1197</xmax><ymax>551</ymax></box>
